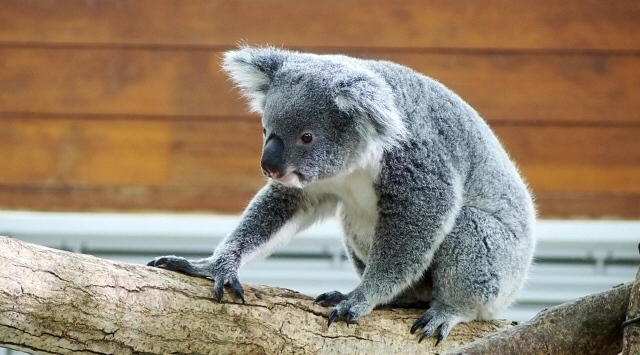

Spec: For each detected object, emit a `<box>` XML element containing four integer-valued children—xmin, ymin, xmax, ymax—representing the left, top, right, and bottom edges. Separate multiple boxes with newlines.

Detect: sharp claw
<box><xmin>234</xmin><ymin>289</ymin><xmax>245</xmax><ymax>304</ymax></box>
<box><xmin>410</xmin><ymin>319</ymin><xmax>424</xmax><ymax>334</ymax></box>
<box><xmin>148</xmin><ymin>257</ymin><xmax>169</xmax><ymax>268</ymax></box>
<box><xmin>314</xmin><ymin>294</ymin><xmax>327</xmax><ymax>304</ymax></box>
<box><xmin>230</xmin><ymin>278</ymin><xmax>245</xmax><ymax>304</ymax></box>
<box><xmin>214</xmin><ymin>282</ymin><xmax>224</xmax><ymax>302</ymax></box>
<box><xmin>328</xmin><ymin>310</ymin><xmax>338</xmax><ymax>327</ymax></box>
<box><xmin>418</xmin><ymin>332</ymin><xmax>429</xmax><ymax>343</ymax></box>
<box><xmin>435</xmin><ymin>333</ymin><xmax>444</xmax><ymax>347</ymax></box>
<box><xmin>346</xmin><ymin>312</ymin><xmax>355</xmax><ymax>326</ymax></box>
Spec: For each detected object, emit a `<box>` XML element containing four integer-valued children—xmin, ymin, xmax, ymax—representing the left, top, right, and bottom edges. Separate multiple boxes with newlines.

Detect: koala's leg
<box><xmin>411</xmin><ymin>206</ymin><xmax>533</xmax><ymax>344</ymax></box>
<box><xmin>148</xmin><ymin>183</ymin><xmax>334</xmax><ymax>302</ymax></box>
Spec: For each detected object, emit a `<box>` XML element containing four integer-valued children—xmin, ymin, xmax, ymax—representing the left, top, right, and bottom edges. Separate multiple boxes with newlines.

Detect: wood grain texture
<box><xmin>0</xmin><ymin>116</ymin><xmax>264</xmax><ymax>212</ymax></box>
<box><xmin>2</xmin><ymin>184</ymin><xmax>638</xmax><ymax>218</ymax></box>
<box><xmin>534</xmin><ymin>193</ymin><xmax>640</xmax><ymax>220</ymax></box>
<box><xmin>1</xmin><ymin>116</ymin><xmax>639</xmax><ymax>217</ymax></box>
<box><xmin>0</xmin><ymin>236</ymin><xmax>512</xmax><ymax>355</ymax></box>
<box><xmin>495</xmin><ymin>125</ymin><xmax>640</xmax><ymax>194</ymax></box>
<box><xmin>0</xmin><ymin>116</ymin><xmax>263</xmax><ymax>187</ymax></box>
<box><xmin>1</xmin><ymin>1</ymin><xmax>639</xmax><ymax>218</ymax></box>
<box><xmin>2</xmin><ymin>0</ymin><xmax>640</xmax><ymax>50</ymax></box>
<box><xmin>2</xmin><ymin>47</ymin><xmax>640</xmax><ymax>123</ymax></box>
<box><xmin>2</xmin><ymin>236</ymin><xmax>635</xmax><ymax>355</ymax></box>
<box><xmin>0</xmin><ymin>47</ymin><xmax>235</xmax><ymax>117</ymax></box>
<box><xmin>0</xmin><ymin>118</ymin><xmax>172</xmax><ymax>185</ymax></box>
<box><xmin>448</xmin><ymin>283</ymin><xmax>631</xmax><ymax>355</ymax></box>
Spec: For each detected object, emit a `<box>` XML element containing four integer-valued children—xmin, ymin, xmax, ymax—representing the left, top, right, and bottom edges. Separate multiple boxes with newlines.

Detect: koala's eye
<box><xmin>300</xmin><ymin>132</ymin><xmax>314</xmax><ymax>145</ymax></box>
<box><xmin>262</xmin><ymin>127</ymin><xmax>266</xmax><ymax>136</ymax></box>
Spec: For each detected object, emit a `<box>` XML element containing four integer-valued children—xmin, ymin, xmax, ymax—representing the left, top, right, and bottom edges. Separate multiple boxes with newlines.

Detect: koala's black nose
<box><xmin>261</xmin><ymin>136</ymin><xmax>285</xmax><ymax>177</ymax></box>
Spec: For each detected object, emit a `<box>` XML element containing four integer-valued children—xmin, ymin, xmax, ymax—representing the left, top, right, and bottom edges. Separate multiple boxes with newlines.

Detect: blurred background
<box><xmin>1</xmin><ymin>2</ymin><xmax>639</xmax><ymax>353</ymax></box>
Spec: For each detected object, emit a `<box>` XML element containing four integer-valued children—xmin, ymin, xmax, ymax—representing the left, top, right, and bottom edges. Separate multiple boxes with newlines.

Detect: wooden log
<box><xmin>1</xmin><ymin>236</ymin><xmax>636</xmax><ymax>354</ymax></box>
<box><xmin>0</xmin><ymin>236</ymin><xmax>510</xmax><ymax>355</ymax></box>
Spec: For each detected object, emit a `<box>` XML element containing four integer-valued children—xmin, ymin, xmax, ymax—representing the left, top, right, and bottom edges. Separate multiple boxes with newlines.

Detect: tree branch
<box><xmin>446</xmin><ymin>283</ymin><xmax>631</xmax><ymax>355</ymax></box>
<box><xmin>2</xmin><ymin>236</ymin><xmax>635</xmax><ymax>355</ymax></box>
<box><xmin>0</xmin><ymin>236</ymin><xmax>509</xmax><ymax>355</ymax></box>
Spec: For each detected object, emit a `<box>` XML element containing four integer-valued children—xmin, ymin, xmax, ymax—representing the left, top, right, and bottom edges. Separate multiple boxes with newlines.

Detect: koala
<box><xmin>148</xmin><ymin>46</ymin><xmax>536</xmax><ymax>344</ymax></box>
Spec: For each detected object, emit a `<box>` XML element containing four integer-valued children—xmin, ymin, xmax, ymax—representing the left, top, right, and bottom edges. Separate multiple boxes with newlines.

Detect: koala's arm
<box><xmin>328</xmin><ymin>152</ymin><xmax>463</xmax><ymax>321</ymax></box>
<box><xmin>362</xmin><ymin>174</ymin><xmax>460</xmax><ymax>304</ymax></box>
<box><xmin>148</xmin><ymin>182</ymin><xmax>333</xmax><ymax>301</ymax></box>
<box><xmin>216</xmin><ymin>182</ymin><xmax>305</xmax><ymax>262</ymax></box>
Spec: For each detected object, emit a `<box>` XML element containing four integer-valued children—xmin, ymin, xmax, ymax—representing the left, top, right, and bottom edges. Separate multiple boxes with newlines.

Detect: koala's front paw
<box><xmin>315</xmin><ymin>290</ymin><xmax>349</xmax><ymax>307</ymax></box>
<box><xmin>147</xmin><ymin>255</ymin><xmax>212</xmax><ymax>277</ymax></box>
<box><xmin>327</xmin><ymin>291</ymin><xmax>373</xmax><ymax>327</ymax></box>
<box><xmin>147</xmin><ymin>255</ymin><xmax>244</xmax><ymax>304</ymax></box>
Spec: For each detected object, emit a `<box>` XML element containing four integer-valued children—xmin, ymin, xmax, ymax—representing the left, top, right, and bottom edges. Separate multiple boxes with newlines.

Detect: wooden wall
<box><xmin>1</xmin><ymin>1</ymin><xmax>639</xmax><ymax>218</ymax></box>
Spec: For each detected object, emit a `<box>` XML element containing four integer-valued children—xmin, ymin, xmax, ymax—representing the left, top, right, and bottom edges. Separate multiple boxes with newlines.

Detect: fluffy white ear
<box><xmin>334</xmin><ymin>75</ymin><xmax>407</xmax><ymax>148</ymax></box>
<box><xmin>222</xmin><ymin>46</ymin><xmax>288</xmax><ymax>113</ymax></box>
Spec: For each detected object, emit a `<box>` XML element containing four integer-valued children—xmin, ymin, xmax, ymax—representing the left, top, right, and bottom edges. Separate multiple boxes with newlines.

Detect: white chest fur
<box><xmin>307</xmin><ymin>168</ymin><xmax>379</xmax><ymax>264</ymax></box>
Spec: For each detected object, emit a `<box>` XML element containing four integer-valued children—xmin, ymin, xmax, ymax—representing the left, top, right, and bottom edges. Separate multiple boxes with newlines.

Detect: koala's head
<box><xmin>222</xmin><ymin>46</ymin><xmax>406</xmax><ymax>188</ymax></box>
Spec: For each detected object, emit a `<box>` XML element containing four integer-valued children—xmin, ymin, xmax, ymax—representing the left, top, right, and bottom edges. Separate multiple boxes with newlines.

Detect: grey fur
<box><xmin>148</xmin><ymin>46</ymin><xmax>536</xmax><ymax>344</ymax></box>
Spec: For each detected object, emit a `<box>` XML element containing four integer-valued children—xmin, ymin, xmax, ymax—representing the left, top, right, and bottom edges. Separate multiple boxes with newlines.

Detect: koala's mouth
<box><xmin>273</xmin><ymin>170</ymin><xmax>306</xmax><ymax>188</ymax></box>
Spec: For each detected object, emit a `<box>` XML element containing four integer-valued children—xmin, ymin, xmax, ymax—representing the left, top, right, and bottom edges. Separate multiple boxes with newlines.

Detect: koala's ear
<box><xmin>222</xmin><ymin>46</ymin><xmax>288</xmax><ymax>113</ymax></box>
<box><xmin>333</xmin><ymin>75</ymin><xmax>407</xmax><ymax>148</ymax></box>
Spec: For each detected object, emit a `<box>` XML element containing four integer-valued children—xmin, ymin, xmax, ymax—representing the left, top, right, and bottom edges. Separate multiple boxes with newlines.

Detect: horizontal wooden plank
<box><xmin>1</xmin><ymin>116</ymin><xmax>639</xmax><ymax>218</ymax></box>
<box><xmin>494</xmin><ymin>125</ymin><xmax>640</xmax><ymax>194</ymax></box>
<box><xmin>2</xmin><ymin>118</ymin><xmax>639</xmax><ymax>192</ymax></box>
<box><xmin>0</xmin><ymin>119</ymin><xmax>172</xmax><ymax>185</ymax></box>
<box><xmin>0</xmin><ymin>117</ymin><xmax>264</xmax><ymax>190</ymax></box>
<box><xmin>0</xmin><ymin>184</ymin><xmax>257</xmax><ymax>213</ymax></box>
<box><xmin>535</xmin><ymin>193</ymin><xmax>640</xmax><ymax>219</ymax></box>
<box><xmin>2</xmin><ymin>47</ymin><xmax>640</xmax><ymax>123</ymax></box>
<box><xmin>2</xmin><ymin>0</ymin><xmax>639</xmax><ymax>51</ymax></box>
<box><xmin>0</xmin><ymin>47</ymin><xmax>237</xmax><ymax>117</ymax></box>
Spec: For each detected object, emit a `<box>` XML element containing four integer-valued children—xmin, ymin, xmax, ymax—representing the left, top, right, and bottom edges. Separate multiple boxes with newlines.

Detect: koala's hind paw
<box><xmin>315</xmin><ymin>290</ymin><xmax>348</xmax><ymax>307</ymax></box>
<box><xmin>410</xmin><ymin>306</ymin><xmax>460</xmax><ymax>346</ymax></box>
<box><xmin>326</xmin><ymin>291</ymin><xmax>373</xmax><ymax>327</ymax></box>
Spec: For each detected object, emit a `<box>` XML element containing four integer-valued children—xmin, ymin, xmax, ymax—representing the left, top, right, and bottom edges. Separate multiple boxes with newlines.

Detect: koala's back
<box><xmin>365</xmin><ymin>58</ymin><xmax>535</xmax><ymax>234</ymax></box>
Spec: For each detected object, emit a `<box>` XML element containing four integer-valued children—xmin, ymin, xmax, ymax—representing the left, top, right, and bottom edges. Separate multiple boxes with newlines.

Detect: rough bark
<box><xmin>446</xmin><ymin>283</ymin><xmax>631</xmax><ymax>355</ymax></box>
<box><xmin>1</xmin><ymin>236</ymin><xmax>635</xmax><ymax>355</ymax></box>
<box><xmin>622</xmin><ymin>244</ymin><xmax>640</xmax><ymax>355</ymax></box>
<box><xmin>0</xmin><ymin>236</ymin><xmax>509</xmax><ymax>355</ymax></box>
